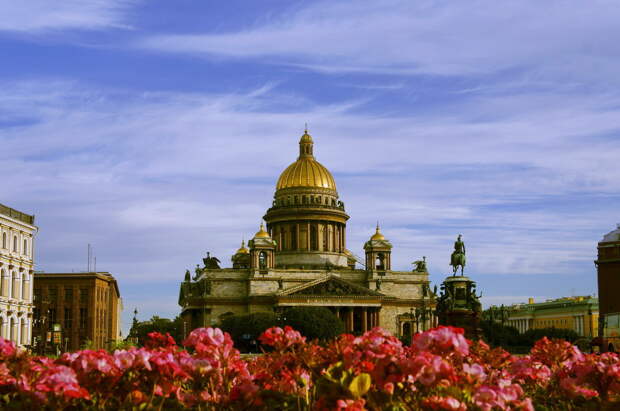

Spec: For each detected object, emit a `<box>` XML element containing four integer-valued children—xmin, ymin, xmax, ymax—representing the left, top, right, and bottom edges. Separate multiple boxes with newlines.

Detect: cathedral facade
<box><xmin>178</xmin><ymin>131</ymin><xmax>434</xmax><ymax>337</ymax></box>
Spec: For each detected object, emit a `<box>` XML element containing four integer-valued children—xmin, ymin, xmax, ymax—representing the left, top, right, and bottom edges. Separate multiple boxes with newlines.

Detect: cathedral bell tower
<box><xmin>249</xmin><ymin>223</ymin><xmax>276</xmax><ymax>273</ymax></box>
<box><xmin>364</xmin><ymin>224</ymin><xmax>392</xmax><ymax>277</ymax></box>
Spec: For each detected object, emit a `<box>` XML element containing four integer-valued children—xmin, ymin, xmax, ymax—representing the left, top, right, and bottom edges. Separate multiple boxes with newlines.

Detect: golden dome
<box><xmin>370</xmin><ymin>224</ymin><xmax>385</xmax><ymax>241</ymax></box>
<box><xmin>254</xmin><ymin>223</ymin><xmax>270</xmax><ymax>238</ymax></box>
<box><xmin>276</xmin><ymin>130</ymin><xmax>337</xmax><ymax>191</ymax></box>
<box><xmin>235</xmin><ymin>239</ymin><xmax>249</xmax><ymax>254</ymax></box>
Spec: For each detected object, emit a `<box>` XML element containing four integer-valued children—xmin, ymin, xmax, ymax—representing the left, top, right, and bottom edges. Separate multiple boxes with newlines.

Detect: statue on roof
<box><xmin>412</xmin><ymin>256</ymin><xmax>427</xmax><ymax>272</ymax></box>
<box><xmin>203</xmin><ymin>252</ymin><xmax>221</xmax><ymax>270</ymax></box>
<box><xmin>450</xmin><ymin>234</ymin><xmax>466</xmax><ymax>276</ymax></box>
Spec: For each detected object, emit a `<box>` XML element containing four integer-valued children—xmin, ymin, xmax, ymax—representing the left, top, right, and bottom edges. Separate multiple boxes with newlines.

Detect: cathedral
<box><xmin>178</xmin><ymin>130</ymin><xmax>434</xmax><ymax>337</ymax></box>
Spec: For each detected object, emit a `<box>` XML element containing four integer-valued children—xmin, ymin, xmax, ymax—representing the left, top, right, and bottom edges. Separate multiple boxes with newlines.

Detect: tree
<box><xmin>220</xmin><ymin>312</ymin><xmax>279</xmax><ymax>352</ymax></box>
<box><xmin>279</xmin><ymin>306</ymin><xmax>344</xmax><ymax>341</ymax></box>
<box><xmin>127</xmin><ymin>315</ymin><xmax>184</xmax><ymax>346</ymax></box>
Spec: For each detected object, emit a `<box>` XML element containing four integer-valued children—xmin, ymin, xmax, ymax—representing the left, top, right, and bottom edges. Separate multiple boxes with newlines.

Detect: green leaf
<box><xmin>348</xmin><ymin>373</ymin><xmax>371</xmax><ymax>398</ymax></box>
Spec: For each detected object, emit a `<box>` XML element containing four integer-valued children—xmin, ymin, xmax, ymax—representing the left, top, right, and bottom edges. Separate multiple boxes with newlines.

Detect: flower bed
<box><xmin>0</xmin><ymin>326</ymin><xmax>618</xmax><ymax>410</ymax></box>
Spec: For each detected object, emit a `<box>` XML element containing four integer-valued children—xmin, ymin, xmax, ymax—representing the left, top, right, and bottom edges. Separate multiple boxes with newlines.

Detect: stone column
<box><xmin>295</xmin><ymin>224</ymin><xmax>300</xmax><ymax>251</ymax></box>
<box><xmin>362</xmin><ymin>308</ymin><xmax>367</xmax><ymax>332</ymax></box>
<box><xmin>347</xmin><ymin>308</ymin><xmax>354</xmax><ymax>333</ymax></box>
<box><xmin>307</xmin><ymin>223</ymin><xmax>311</xmax><ymax>251</ymax></box>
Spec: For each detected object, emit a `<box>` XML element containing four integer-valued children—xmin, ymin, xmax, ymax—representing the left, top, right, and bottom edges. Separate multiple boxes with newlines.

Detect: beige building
<box><xmin>179</xmin><ymin>131</ymin><xmax>433</xmax><ymax>338</ymax></box>
<box><xmin>32</xmin><ymin>272</ymin><xmax>122</xmax><ymax>351</ymax></box>
<box><xmin>0</xmin><ymin>203</ymin><xmax>38</xmax><ymax>347</ymax></box>
<box><xmin>505</xmin><ymin>296</ymin><xmax>599</xmax><ymax>338</ymax></box>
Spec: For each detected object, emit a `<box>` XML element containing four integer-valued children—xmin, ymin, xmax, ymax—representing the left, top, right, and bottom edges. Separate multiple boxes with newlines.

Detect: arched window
<box><xmin>12</xmin><ymin>272</ymin><xmax>19</xmax><ymax>299</ymax></box>
<box><xmin>2</xmin><ymin>232</ymin><xmax>6</xmax><ymax>249</ymax></box>
<box><xmin>259</xmin><ymin>251</ymin><xmax>267</xmax><ymax>269</ymax></box>
<box><xmin>376</xmin><ymin>253</ymin><xmax>385</xmax><ymax>270</ymax></box>
<box><xmin>13</xmin><ymin>236</ymin><xmax>18</xmax><ymax>252</ymax></box>
<box><xmin>0</xmin><ymin>269</ymin><xmax>4</xmax><ymax>296</ymax></box>
<box><xmin>21</xmin><ymin>274</ymin><xmax>28</xmax><ymax>301</ymax></box>
<box><xmin>23</xmin><ymin>239</ymin><xmax>28</xmax><ymax>256</ymax></box>
<box><xmin>9</xmin><ymin>318</ymin><xmax>16</xmax><ymax>343</ymax></box>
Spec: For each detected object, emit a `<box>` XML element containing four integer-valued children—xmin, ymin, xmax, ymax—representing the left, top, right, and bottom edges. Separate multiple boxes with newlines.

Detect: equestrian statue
<box><xmin>450</xmin><ymin>234</ymin><xmax>466</xmax><ymax>276</ymax></box>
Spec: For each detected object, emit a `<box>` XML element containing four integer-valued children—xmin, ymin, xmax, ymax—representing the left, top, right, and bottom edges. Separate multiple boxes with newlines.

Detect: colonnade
<box><xmin>328</xmin><ymin>306</ymin><xmax>380</xmax><ymax>333</ymax></box>
<box><xmin>272</xmin><ymin>221</ymin><xmax>346</xmax><ymax>253</ymax></box>
<box><xmin>509</xmin><ymin>318</ymin><xmax>531</xmax><ymax>333</ymax></box>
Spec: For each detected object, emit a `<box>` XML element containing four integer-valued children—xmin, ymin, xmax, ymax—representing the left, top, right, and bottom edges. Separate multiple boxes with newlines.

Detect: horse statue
<box><xmin>450</xmin><ymin>234</ymin><xmax>466</xmax><ymax>276</ymax></box>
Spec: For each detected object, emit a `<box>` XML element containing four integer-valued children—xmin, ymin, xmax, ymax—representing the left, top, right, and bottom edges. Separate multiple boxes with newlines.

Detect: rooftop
<box><xmin>0</xmin><ymin>203</ymin><xmax>35</xmax><ymax>225</ymax></box>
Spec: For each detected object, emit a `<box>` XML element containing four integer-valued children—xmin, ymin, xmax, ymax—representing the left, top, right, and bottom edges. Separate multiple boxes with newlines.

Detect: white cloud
<box><xmin>1</xmin><ymin>78</ymin><xmax>615</xmax><ymax>322</ymax></box>
<box><xmin>0</xmin><ymin>0</ymin><xmax>136</xmax><ymax>33</ymax></box>
<box><xmin>140</xmin><ymin>0</ymin><xmax>620</xmax><ymax>80</ymax></box>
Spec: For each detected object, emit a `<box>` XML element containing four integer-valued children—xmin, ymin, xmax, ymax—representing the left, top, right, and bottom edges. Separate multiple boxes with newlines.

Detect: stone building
<box><xmin>32</xmin><ymin>272</ymin><xmax>122</xmax><ymax>351</ymax></box>
<box><xmin>503</xmin><ymin>296</ymin><xmax>599</xmax><ymax>338</ymax></box>
<box><xmin>0</xmin><ymin>203</ymin><xmax>37</xmax><ymax>347</ymax></box>
<box><xmin>179</xmin><ymin>131</ymin><xmax>433</xmax><ymax>338</ymax></box>
<box><xmin>595</xmin><ymin>224</ymin><xmax>620</xmax><ymax>351</ymax></box>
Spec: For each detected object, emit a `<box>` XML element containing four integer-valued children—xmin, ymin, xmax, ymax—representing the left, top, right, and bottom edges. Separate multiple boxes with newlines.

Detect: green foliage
<box><xmin>481</xmin><ymin>319</ymin><xmax>520</xmax><ymax>348</ymax></box>
<box><xmin>128</xmin><ymin>315</ymin><xmax>184</xmax><ymax>346</ymax></box>
<box><xmin>220</xmin><ymin>312</ymin><xmax>279</xmax><ymax>352</ymax></box>
<box><xmin>520</xmin><ymin>327</ymin><xmax>580</xmax><ymax>344</ymax></box>
<box><xmin>481</xmin><ymin>319</ymin><xmax>581</xmax><ymax>351</ymax></box>
<box><xmin>279</xmin><ymin>306</ymin><xmax>345</xmax><ymax>341</ymax></box>
<box><xmin>109</xmin><ymin>339</ymin><xmax>136</xmax><ymax>351</ymax></box>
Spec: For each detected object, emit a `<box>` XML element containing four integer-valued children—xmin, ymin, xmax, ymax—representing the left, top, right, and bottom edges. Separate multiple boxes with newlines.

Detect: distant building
<box><xmin>0</xmin><ymin>203</ymin><xmax>37</xmax><ymax>346</ymax></box>
<box><xmin>504</xmin><ymin>296</ymin><xmax>598</xmax><ymax>338</ymax></box>
<box><xmin>32</xmin><ymin>272</ymin><xmax>122</xmax><ymax>351</ymax></box>
<box><xmin>595</xmin><ymin>224</ymin><xmax>620</xmax><ymax>351</ymax></box>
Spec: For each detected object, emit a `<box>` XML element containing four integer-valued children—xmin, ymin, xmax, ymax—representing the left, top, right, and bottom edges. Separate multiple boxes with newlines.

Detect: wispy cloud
<box><xmin>1</xmin><ymin>74</ymin><xmax>613</xmax><ymax>329</ymax></box>
<box><xmin>139</xmin><ymin>0</ymin><xmax>620</xmax><ymax>82</ymax></box>
<box><xmin>0</xmin><ymin>0</ymin><xmax>136</xmax><ymax>33</ymax></box>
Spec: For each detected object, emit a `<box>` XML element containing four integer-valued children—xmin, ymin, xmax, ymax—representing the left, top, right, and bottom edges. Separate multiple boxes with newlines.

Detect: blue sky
<box><xmin>2</xmin><ymin>1</ymin><xmax>619</xmax><ymax>335</ymax></box>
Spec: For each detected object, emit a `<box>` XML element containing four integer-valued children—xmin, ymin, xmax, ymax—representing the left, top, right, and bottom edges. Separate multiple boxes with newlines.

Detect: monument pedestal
<box><xmin>436</xmin><ymin>275</ymin><xmax>482</xmax><ymax>340</ymax></box>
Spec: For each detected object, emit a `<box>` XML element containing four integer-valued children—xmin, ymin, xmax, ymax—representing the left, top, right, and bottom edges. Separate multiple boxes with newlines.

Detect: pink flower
<box><xmin>463</xmin><ymin>362</ymin><xmax>487</xmax><ymax>382</ymax></box>
<box><xmin>423</xmin><ymin>395</ymin><xmax>467</xmax><ymax>411</ymax></box>
<box><xmin>412</xmin><ymin>326</ymin><xmax>469</xmax><ymax>357</ymax></box>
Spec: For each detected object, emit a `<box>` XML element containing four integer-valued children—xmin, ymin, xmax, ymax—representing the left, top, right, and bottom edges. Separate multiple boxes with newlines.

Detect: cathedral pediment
<box><xmin>280</xmin><ymin>275</ymin><xmax>384</xmax><ymax>297</ymax></box>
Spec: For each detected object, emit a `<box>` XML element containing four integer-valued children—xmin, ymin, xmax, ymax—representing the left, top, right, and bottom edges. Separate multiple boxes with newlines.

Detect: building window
<box><xmin>48</xmin><ymin>287</ymin><xmax>57</xmax><ymax>302</ymax></box>
<box><xmin>65</xmin><ymin>288</ymin><xmax>73</xmax><ymax>302</ymax></box>
<box><xmin>64</xmin><ymin>308</ymin><xmax>73</xmax><ymax>330</ymax></box>
<box><xmin>80</xmin><ymin>288</ymin><xmax>88</xmax><ymax>304</ymax></box>
<box><xmin>13</xmin><ymin>236</ymin><xmax>17</xmax><ymax>252</ymax></box>
<box><xmin>21</xmin><ymin>274</ymin><xmax>28</xmax><ymax>300</ymax></box>
<box><xmin>2</xmin><ymin>232</ymin><xmax>6</xmax><ymax>248</ymax></box>
<box><xmin>48</xmin><ymin>308</ymin><xmax>57</xmax><ymax>326</ymax></box>
<box><xmin>259</xmin><ymin>251</ymin><xmax>267</xmax><ymax>269</ymax></box>
<box><xmin>23</xmin><ymin>239</ymin><xmax>27</xmax><ymax>256</ymax></box>
<box><xmin>79</xmin><ymin>308</ymin><xmax>87</xmax><ymax>329</ymax></box>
